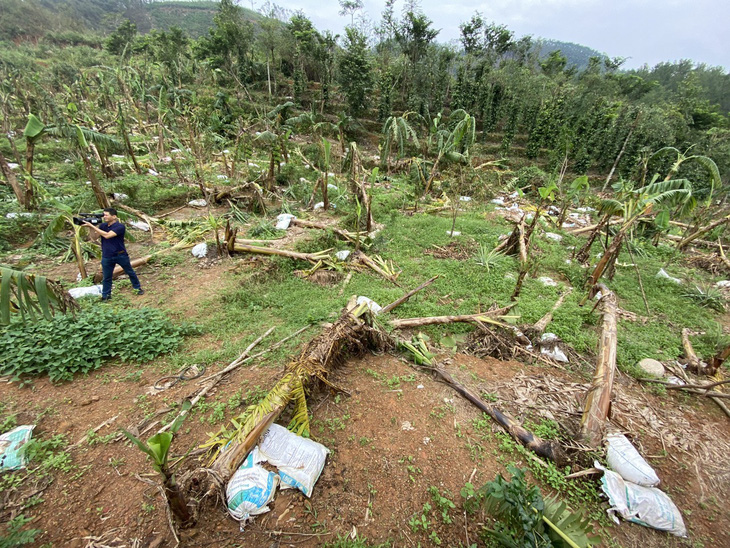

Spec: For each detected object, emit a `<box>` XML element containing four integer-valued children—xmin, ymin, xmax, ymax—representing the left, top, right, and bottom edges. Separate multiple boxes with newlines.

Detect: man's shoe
<box><xmin>101</xmin><ymin>296</ymin><xmax>111</xmax><ymax>301</ymax></box>
<box><xmin>136</xmin><ymin>289</ymin><xmax>145</xmax><ymax>295</ymax></box>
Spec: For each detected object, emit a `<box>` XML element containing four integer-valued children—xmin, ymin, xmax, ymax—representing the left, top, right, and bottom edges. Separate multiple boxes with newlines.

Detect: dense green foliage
<box><xmin>0</xmin><ymin>306</ymin><xmax>185</xmax><ymax>382</ymax></box>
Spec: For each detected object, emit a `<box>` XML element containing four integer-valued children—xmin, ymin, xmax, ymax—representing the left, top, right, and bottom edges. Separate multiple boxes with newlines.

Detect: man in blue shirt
<box><xmin>85</xmin><ymin>207</ymin><xmax>144</xmax><ymax>301</ymax></box>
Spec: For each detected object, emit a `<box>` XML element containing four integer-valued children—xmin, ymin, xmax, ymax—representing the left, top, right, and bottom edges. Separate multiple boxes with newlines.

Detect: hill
<box><xmin>537</xmin><ymin>39</ymin><xmax>607</xmax><ymax>70</ymax></box>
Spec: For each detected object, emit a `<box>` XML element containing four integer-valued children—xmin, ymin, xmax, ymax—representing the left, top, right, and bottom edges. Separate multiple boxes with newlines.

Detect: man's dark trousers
<box><xmin>101</xmin><ymin>253</ymin><xmax>141</xmax><ymax>299</ymax></box>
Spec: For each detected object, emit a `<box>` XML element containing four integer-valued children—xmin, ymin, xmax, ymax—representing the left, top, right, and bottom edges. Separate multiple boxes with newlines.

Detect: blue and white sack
<box><xmin>0</xmin><ymin>425</ymin><xmax>35</xmax><ymax>470</ymax></box>
<box><xmin>226</xmin><ymin>447</ymin><xmax>279</xmax><ymax>524</ymax></box>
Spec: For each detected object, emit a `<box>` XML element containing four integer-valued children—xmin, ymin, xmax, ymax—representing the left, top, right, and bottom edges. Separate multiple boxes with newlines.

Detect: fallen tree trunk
<box><xmin>290</xmin><ymin>218</ymin><xmax>366</xmax><ymax>244</ymax></box>
<box><xmin>675</xmin><ymin>214</ymin><xmax>730</xmax><ymax>250</ymax></box>
<box><xmin>93</xmin><ymin>255</ymin><xmax>152</xmax><ymax>283</ymax></box>
<box><xmin>664</xmin><ymin>233</ymin><xmax>730</xmax><ymax>251</ymax></box>
<box><xmin>430</xmin><ymin>366</ymin><xmax>567</xmax><ymax>466</ymax></box>
<box><xmin>231</xmin><ymin>242</ymin><xmax>332</xmax><ymax>263</ymax></box>
<box><xmin>579</xmin><ymin>284</ymin><xmax>618</xmax><ymax>448</ymax></box>
<box><xmin>184</xmin><ymin>300</ymin><xmax>391</xmax><ymax>521</ymax></box>
<box><xmin>681</xmin><ymin>328</ymin><xmax>709</xmax><ymax>374</ymax></box>
<box><xmin>389</xmin><ymin>306</ymin><xmax>515</xmax><ymax>329</ymax></box>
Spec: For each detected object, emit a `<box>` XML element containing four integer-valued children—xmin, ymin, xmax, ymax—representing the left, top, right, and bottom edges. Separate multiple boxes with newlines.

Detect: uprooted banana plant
<box><xmin>183</xmin><ymin>299</ymin><xmax>392</xmax><ymax>520</ymax></box>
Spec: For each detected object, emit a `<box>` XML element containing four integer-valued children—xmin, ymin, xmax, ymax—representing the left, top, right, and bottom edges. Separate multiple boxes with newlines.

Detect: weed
<box><xmin>428</xmin><ymin>486</ymin><xmax>456</xmax><ymax>524</ymax></box>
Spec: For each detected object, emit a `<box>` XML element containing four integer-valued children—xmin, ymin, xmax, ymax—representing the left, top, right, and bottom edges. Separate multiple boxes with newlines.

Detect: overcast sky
<box><xmin>263</xmin><ymin>0</ymin><xmax>728</xmax><ymax>70</ymax></box>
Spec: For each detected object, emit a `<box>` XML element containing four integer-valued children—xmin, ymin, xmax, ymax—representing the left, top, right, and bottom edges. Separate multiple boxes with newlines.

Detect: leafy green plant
<box><xmin>399</xmin><ymin>333</ymin><xmax>434</xmax><ymax>365</ymax></box>
<box><xmin>0</xmin><ymin>514</ymin><xmax>41</xmax><ymax>547</ymax></box>
<box><xmin>681</xmin><ymin>285</ymin><xmax>725</xmax><ymax>313</ymax></box>
<box><xmin>428</xmin><ymin>486</ymin><xmax>456</xmax><ymax>524</ymax></box>
<box><xmin>0</xmin><ymin>265</ymin><xmax>79</xmax><ymax>325</ymax></box>
<box><xmin>0</xmin><ymin>306</ymin><xmax>186</xmax><ymax>382</ymax></box>
<box><xmin>464</xmin><ymin>465</ymin><xmax>599</xmax><ymax>548</ymax></box>
<box><xmin>123</xmin><ymin>400</ymin><xmax>193</xmax><ymax>525</ymax></box>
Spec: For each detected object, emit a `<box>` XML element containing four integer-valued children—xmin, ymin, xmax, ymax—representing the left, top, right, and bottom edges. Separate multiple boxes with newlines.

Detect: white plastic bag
<box><xmin>191</xmin><ymin>243</ymin><xmax>208</xmax><ymax>258</ymax></box>
<box><xmin>597</xmin><ymin>463</ymin><xmax>686</xmax><ymax>537</ymax></box>
<box><xmin>226</xmin><ymin>448</ymin><xmax>279</xmax><ymax>523</ymax></box>
<box><xmin>68</xmin><ymin>285</ymin><xmax>103</xmax><ymax>299</ymax></box>
<box><xmin>606</xmin><ymin>433</ymin><xmax>660</xmax><ymax>487</ymax></box>
<box><xmin>188</xmin><ymin>199</ymin><xmax>207</xmax><ymax>207</ymax></box>
<box><xmin>258</xmin><ymin>424</ymin><xmax>329</xmax><ymax>497</ymax></box>
<box><xmin>275</xmin><ymin>214</ymin><xmax>295</xmax><ymax>230</ymax></box>
<box><xmin>356</xmin><ymin>296</ymin><xmax>382</xmax><ymax>315</ymax></box>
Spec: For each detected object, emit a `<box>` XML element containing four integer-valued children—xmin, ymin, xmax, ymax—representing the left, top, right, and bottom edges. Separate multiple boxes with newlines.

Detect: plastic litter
<box><xmin>540</xmin><ymin>333</ymin><xmax>568</xmax><ymax>362</ymax></box>
<box><xmin>313</xmin><ymin>202</ymin><xmax>324</xmax><ymax>210</ymax></box>
<box><xmin>113</xmin><ymin>193</ymin><xmax>129</xmax><ymax>201</ymax></box>
<box><xmin>715</xmin><ymin>280</ymin><xmax>730</xmax><ymax>288</ymax></box>
<box><xmin>606</xmin><ymin>433</ymin><xmax>660</xmax><ymax>487</ymax></box>
<box><xmin>656</xmin><ymin>268</ymin><xmax>681</xmax><ymax>284</ymax></box>
<box><xmin>188</xmin><ymin>199</ymin><xmax>207</xmax><ymax>207</ymax></box>
<box><xmin>275</xmin><ymin>214</ymin><xmax>295</xmax><ymax>230</ymax></box>
<box><xmin>68</xmin><ymin>285</ymin><xmax>103</xmax><ymax>299</ymax></box>
<box><xmin>356</xmin><ymin>296</ymin><xmax>382</xmax><ymax>314</ymax></box>
<box><xmin>0</xmin><ymin>425</ymin><xmax>35</xmax><ymax>470</ymax></box>
<box><xmin>7</xmin><ymin>162</ymin><xmax>20</xmax><ymax>170</ymax></box>
<box><xmin>5</xmin><ymin>212</ymin><xmax>33</xmax><ymax>219</ymax></box>
<box><xmin>191</xmin><ymin>243</ymin><xmax>208</xmax><ymax>258</ymax></box>
<box><xmin>258</xmin><ymin>424</ymin><xmax>329</xmax><ymax>497</ymax></box>
<box><xmin>490</xmin><ymin>198</ymin><xmax>506</xmax><ymax>206</ymax></box>
<box><xmin>226</xmin><ymin>447</ymin><xmax>279</xmax><ymax>524</ymax></box>
<box><xmin>446</xmin><ymin>230</ymin><xmax>461</xmax><ymax>236</ymax></box>
<box><xmin>148</xmin><ymin>169</ymin><xmax>158</xmax><ymax>176</ymax></box>
<box><xmin>544</xmin><ymin>232</ymin><xmax>563</xmax><ymax>242</ymax></box>
<box><xmin>597</xmin><ymin>463</ymin><xmax>686</xmax><ymax>537</ymax></box>
<box><xmin>327</xmin><ymin>183</ymin><xmax>338</xmax><ymax>190</ymax></box>
<box><xmin>459</xmin><ymin>196</ymin><xmax>472</xmax><ymax>202</ymax></box>
<box><xmin>129</xmin><ymin>221</ymin><xmax>150</xmax><ymax>232</ymax></box>
<box><xmin>335</xmin><ymin>250</ymin><xmax>351</xmax><ymax>261</ymax></box>
<box><xmin>217</xmin><ymin>174</ymin><xmax>228</xmax><ymax>180</ymax></box>
<box><xmin>538</xmin><ymin>276</ymin><xmax>558</xmax><ymax>287</ymax></box>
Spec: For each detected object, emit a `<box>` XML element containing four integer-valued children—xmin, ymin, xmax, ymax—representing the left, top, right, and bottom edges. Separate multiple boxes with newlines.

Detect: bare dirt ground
<box><xmin>2</xmin><ymin>208</ymin><xmax>730</xmax><ymax>548</ymax></box>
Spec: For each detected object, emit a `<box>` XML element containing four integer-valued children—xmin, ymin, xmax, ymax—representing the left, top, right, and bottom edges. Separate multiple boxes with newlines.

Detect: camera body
<box><xmin>72</xmin><ymin>213</ymin><xmax>104</xmax><ymax>226</ymax></box>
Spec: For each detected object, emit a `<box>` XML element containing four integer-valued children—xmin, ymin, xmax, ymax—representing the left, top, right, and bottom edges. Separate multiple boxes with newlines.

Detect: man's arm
<box><xmin>84</xmin><ymin>223</ymin><xmax>118</xmax><ymax>239</ymax></box>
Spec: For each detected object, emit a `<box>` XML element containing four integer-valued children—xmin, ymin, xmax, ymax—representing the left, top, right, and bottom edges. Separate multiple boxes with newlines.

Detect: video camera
<box><xmin>72</xmin><ymin>213</ymin><xmax>104</xmax><ymax>226</ymax></box>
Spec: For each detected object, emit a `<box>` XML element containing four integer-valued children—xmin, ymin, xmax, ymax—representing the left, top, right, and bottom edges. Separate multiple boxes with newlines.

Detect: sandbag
<box><xmin>226</xmin><ymin>447</ymin><xmax>279</xmax><ymax>523</ymax></box>
<box><xmin>258</xmin><ymin>424</ymin><xmax>329</xmax><ymax>497</ymax></box>
<box><xmin>597</xmin><ymin>463</ymin><xmax>686</xmax><ymax>537</ymax></box>
<box><xmin>606</xmin><ymin>433</ymin><xmax>660</xmax><ymax>487</ymax></box>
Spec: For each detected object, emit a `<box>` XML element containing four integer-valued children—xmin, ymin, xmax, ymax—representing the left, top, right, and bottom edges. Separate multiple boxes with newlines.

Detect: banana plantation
<box><xmin>1</xmin><ymin>1</ymin><xmax>729</xmax><ymax>547</ymax></box>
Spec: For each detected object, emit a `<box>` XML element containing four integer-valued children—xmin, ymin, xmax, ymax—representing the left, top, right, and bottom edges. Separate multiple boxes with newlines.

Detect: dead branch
<box><xmin>675</xmin><ymin>214</ymin><xmax>730</xmax><ymax>250</ymax></box>
<box><xmin>579</xmin><ymin>284</ymin><xmax>618</xmax><ymax>448</ymax></box>
<box><xmin>429</xmin><ymin>366</ymin><xmax>567</xmax><ymax>465</ymax></box>
<box><xmin>158</xmin><ymin>327</ymin><xmax>277</xmax><ymax>435</ymax></box>
<box><xmin>664</xmin><ymin>233</ymin><xmax>730</xmax><ymax>251</ymax></box>
<box><xmin>532</xmin><ymin>288</ymin><xmax>572</xmax><ymax>334</ymax></box>
<box><xmin>681</xmin><ymin>328</ymin><xmax>714</xmax><ymax>375</ymax></box>
<box><xmin>389</xmin><ymin>306</ymin><xmax>515</xmax><ymax>329</ymax></box>
<box><xmin>290</xmin><ymin>218</ymin><xmax>365</xmax><ymax>243</ymax></box>
<box><xmin>379</xmin><ymin>276</ymin><xmax>439</xmax><ymax>315</ymax></box>
<box><xmin>352</xmin><ymin>251</ymin><xmax>400</xmax><ymax>285</ymax></box>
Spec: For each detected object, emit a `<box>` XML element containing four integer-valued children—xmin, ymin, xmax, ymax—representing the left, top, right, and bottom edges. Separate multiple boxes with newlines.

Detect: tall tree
<box><xmin>338</xmin><ymin>26</ymin><xmax>373</xmax><ymax>117</ymax></box>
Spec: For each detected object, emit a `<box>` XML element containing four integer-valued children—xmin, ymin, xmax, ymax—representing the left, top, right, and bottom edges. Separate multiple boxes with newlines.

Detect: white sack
<box><xmin>597</xmin><ymin>463</ymin><xmax>686</xmax><ymax>537</ymax></box>
<box><xmin>258</xmin><ymin>424</ymin><xmax>329</xmax><ymax>497</ymax></box>
<box><xmin>606</xmin><ymin>433</ymin><xmax>660</xmax><ymax>487</ymax></box>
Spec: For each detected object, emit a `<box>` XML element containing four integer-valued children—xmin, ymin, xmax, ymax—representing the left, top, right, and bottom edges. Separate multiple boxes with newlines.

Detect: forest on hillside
<box><xmin>2</xmin><ymin>1</ymin><xmax>730</xmax><ymax>547</ymax></box>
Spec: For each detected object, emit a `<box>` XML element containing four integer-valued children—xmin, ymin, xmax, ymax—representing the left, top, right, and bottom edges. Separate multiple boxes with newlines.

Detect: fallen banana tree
<box><xmin>182</xmin><ymin>297</ymin><xmax>391</xmax><ymax>523</ymax></box>
<box><xmin>579</xmin><ymin>284</ymin><xmax>618</xmax><ymax>448</ymax></box>
<box><xmin>398</xmin><ymin>334</ymin><xmax>568</xmax><ymax>466</ymax></box>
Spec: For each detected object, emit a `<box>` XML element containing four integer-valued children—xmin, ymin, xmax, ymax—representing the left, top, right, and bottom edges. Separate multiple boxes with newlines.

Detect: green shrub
<box><xmin>0</xmin><ymin>306</ymin><xmax>187</xmax><ymax>382</ymax></box>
